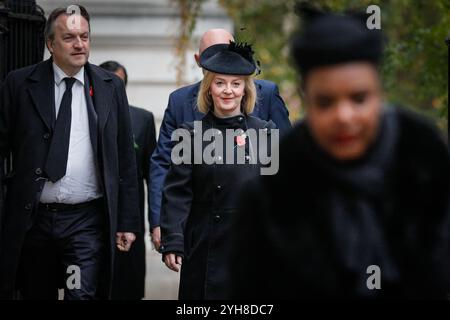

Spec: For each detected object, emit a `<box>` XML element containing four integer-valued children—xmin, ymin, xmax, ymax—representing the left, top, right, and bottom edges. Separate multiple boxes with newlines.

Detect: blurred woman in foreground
<box><xmin>232</xmin><ymin>8</ymin><xmax>450</xmax><ymax>299</ymax></box>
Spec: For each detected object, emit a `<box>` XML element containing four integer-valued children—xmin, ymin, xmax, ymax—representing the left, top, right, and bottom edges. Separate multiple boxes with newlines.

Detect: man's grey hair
<box><xmin>44</xmin><ymin>5</ymin><xmax>91</xmax><ymax>42</ymax></box>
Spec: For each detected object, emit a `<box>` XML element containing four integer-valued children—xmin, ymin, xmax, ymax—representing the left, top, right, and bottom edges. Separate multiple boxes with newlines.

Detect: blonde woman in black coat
<box><xmin>160</xmin><ymin>42</ymin><xmax>277</xmax><ymax>300</ymax></box>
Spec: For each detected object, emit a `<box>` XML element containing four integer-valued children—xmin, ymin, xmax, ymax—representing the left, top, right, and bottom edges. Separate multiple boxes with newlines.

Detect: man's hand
<box><xmin>116</xmin><ymin>232</ymin><xmax>136</xmax><ymax>252</ymax></box>
<box><xmin>164</xmin><ymin>253</ymin><xmax>182</xmax><ymax>272</ymax></box>
<box><xmin>151</xmin><ymin>226</ymin><xmax>161</xmax><ymax>251</ymax></box>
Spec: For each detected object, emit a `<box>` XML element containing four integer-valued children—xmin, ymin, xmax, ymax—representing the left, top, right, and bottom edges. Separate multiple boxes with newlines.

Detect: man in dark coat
<box><xmin>231</xmin><ymin>8</ymin><xmax>450</xmax><ymax>299</ymax></box>
<box><xmin>0</xmin><ymin>6</ymin><xmax>140</xmax><ymax>299</ymax></box>
<box><xmin>100</xmin><ymin>61</ymin><xmax>157</xmax><ymax>300</ymax></box>
<box><xmin>149</xmin><ymin>29</ymin><xmax>291</xmax><ymax>250</ymax></box>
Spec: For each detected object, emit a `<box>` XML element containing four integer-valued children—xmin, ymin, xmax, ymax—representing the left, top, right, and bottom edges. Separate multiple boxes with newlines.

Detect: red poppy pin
<box><xmin>89</xmin><ymin>86</ymin><xmax>94</xmax><ymax>97</ymax></box>
<box><xmin>236</xmin><ymin>133</ymin><xmax>247</xmax><ymax>147</ymax></box>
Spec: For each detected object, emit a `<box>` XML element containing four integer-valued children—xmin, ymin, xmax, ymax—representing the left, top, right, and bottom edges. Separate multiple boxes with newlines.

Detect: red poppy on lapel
<box><xmin>236</xmin><ymin>133</ymin><xmax>247</xmax><ymax>147</ymax></box>
<box><xmin>89</xmin><ymin>86</ymin><xmax>94</xmax><ymax>97</ymax></box>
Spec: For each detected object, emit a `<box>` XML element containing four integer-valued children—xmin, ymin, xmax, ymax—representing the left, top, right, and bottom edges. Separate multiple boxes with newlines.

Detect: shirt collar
<box><xmin>53</xmin><ymin>62</ymin><xmax>85</xmax><ymax>87</ymax></box>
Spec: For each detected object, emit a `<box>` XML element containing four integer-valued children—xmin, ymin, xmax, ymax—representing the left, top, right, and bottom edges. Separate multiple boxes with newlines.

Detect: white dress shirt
<box><xmin>40</xmin><ymin>63</ymin><xmax>102</xmax><ymax>204</ymax></box>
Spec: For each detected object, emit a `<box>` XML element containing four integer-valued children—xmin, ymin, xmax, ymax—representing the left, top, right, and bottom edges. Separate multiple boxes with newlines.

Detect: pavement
<box><xmin>143</xmin><ymin>236</ymin><xmax>180</xmax><ymax>300</ymax></box>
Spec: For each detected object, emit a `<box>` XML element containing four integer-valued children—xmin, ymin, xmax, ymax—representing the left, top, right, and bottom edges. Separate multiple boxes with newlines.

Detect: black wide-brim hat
<box><xmin>200</xmin><ymin>42</ymin><xmax>256</xmax><ymax>76</ymax></box>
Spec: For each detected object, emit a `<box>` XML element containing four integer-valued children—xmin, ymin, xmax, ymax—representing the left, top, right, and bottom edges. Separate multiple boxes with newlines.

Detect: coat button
<box><xmin>24</xmin><ymin>203</ymin><xmax>32</xmax><ymax>210</ymax></box>
<box><xmin>214</xmin><ymin>215</ymin><xmax>221</xmax><ymax>222</ymax></box>
<box><xmin>35</xmin><ymin>168</ymin><xmax>42</xmax><ymax>175</ymax></box>
<box><xmin>43</xmin><ymin>132</ymin><xmax>51</xmax><ymax>139</ymax></box>
<box><xmin>216</xmin><ymin>185</ymin><xmax>222</xmax><ymax>192</ymax></box>
<box><xmin>237</xmin><ymin>116</ymin><xmax>244</xmax><ymax>123</ymax></box>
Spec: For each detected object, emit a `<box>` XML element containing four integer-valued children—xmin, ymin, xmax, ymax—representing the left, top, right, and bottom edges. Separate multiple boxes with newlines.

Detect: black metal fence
<box><xmin>0</xmin><ymin>0</ymin><xmax>46</xmax><ymax>82</ymax></box>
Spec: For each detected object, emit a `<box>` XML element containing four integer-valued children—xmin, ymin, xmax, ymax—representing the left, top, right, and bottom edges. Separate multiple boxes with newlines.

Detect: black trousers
<box><xmin>19</xmin><ymin>199</ymin><xmax>105</xmax><ymax>300</ymax></box>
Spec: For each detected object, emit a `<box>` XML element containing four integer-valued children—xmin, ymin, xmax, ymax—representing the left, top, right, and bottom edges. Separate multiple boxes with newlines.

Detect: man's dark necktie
<box><xmin>44</xmin><ymin>77</ymin><xmax>76</xmax><ymax>182</ymax></box>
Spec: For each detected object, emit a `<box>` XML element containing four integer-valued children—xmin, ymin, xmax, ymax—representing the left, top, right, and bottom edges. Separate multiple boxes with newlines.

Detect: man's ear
<box><xmin>46</xmin><ymin>40</ymin><xmax>53</xmax><ymax>54</ymax></box>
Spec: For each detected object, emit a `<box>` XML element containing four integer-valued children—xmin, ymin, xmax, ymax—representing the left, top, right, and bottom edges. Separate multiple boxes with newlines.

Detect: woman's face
<box><xmin>304</xmin><ymin>62</ymin><xmax>382</xmax><ymax>161</ymax></box>
<box><xmin>210</xmin><ymin>74</ymin><xmax>246</xmax><ymax>117</ymax></box>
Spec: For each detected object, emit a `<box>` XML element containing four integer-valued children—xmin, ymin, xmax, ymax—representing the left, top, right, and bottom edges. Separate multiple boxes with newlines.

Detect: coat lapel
<box><xmin>83</xmin><ymin>72</ymin><xmax>99</xmax><ymax>158</ymax></box>
<box><xmin>84</xmin><ymin>62</ymin><xmax>112</xmax><ymax>136</ymax></box>
<box><xmin>27</xmin><ymin>59</ymin><xmax>55</xmax><ymax>131</ymax></box>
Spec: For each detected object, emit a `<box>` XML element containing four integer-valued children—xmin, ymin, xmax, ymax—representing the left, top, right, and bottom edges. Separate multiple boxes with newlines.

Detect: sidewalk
<box><xmin>143</xmin><ymin>237</ymin><xmax>180</xmax><ymax>300</ymax></box>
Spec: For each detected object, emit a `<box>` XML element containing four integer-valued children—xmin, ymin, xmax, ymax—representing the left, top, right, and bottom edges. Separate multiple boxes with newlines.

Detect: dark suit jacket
<box><xmin>0</xmin><ymin>59</ymin><xmax>140</xmax><ymax>298</ymax></box>
<box><xmin>149</xmin><ymin>80</ymin><xmax>291</xmax><ymax>229</ymax></box>
<box><xmin>129</xmin><ymin>106</ymin><xmax>156</xmax><ymax>229</ymax></box>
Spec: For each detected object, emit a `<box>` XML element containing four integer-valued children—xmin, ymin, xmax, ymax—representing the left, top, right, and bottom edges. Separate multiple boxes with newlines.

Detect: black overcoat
<box><xmin>161</xmin><ymin>112</ymin><xmax>276</xmax><ymax>299</ymax></box>
<box><xmin>0</xmin><ymin>59</ymin><xmax>140</xmax><ymax>298</ymax></box>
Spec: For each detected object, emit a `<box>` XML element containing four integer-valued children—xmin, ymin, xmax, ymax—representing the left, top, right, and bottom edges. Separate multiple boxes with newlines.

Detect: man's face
<box><xmin>304</xmin><ymin>62</ymin><xmax>382</xmax><ymax>161</ymax></box>
<box><xmin>47</xmin><ymin>14</ymin><xmax>90</xmax><ymax>75</ymax></box>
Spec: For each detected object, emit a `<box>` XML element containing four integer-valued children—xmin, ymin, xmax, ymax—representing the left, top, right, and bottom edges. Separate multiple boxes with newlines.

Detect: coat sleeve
<box><xmin>159</xmin><ymin>127</ymin><xmax>193</xmax><ymax>257</ymax></box>
<box><xmin>149</xmin><ymin>95</ymin><xmax>178</xmax><ymax>229</ymax></box>
<box><xmin>267</xmin><ymin>82</ymin><xmax>291</xmax><ymax>137</ymax></box>
<box><xmin>144</xmin><ymin>112</ymin><xmax>157</xmax><ymax>216</ymax></box>
<box><xmin>115</xmin><ymin>78</ymin><xmax>140</xmax><ymax>233</ymax></box>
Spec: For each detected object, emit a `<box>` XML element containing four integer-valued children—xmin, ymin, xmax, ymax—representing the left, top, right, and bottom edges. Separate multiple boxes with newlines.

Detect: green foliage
<box><xmin>218</xmin><ymin>0</ymin><xmax>449</xmax><ymax>131</ymax></box>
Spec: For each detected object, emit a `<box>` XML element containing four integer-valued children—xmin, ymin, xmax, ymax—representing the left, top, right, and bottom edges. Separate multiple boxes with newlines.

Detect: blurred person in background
<box><xmin>100</xmin><ymin>61</ymin><xmax>156</xmax><ymax>300</ymax></box>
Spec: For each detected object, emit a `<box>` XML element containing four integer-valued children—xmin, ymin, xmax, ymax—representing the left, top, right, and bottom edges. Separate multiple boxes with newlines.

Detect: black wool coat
<box><xmin>161</xmin><ymin>111</ymin><xmax>276</xmax><ymax>300</ymax></box>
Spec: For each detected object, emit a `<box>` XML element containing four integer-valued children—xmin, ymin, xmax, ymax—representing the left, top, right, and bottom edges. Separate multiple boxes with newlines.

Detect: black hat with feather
<box><xmin>200</xmin><ymin>41</ymin><xmax>257</xmax><ymax>75</ymax></box>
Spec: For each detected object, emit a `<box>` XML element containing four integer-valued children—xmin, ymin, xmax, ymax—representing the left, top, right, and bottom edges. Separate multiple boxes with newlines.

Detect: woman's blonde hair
<box><xmin>197</xmin><ymin>71</ymin><xmax>257</xmax><ymax>114</ymax></box>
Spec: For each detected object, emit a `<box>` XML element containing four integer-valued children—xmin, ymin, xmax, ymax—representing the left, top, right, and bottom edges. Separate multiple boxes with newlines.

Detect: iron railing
<box><xmin>0</xmin><ymin>0</ymin><xmax>46</xmax><ymax>82</ymax></box>
<box><xmin>0</xmin><ymin>0</ymin><xmax>46</xmax><ymax>237</ymax></box>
